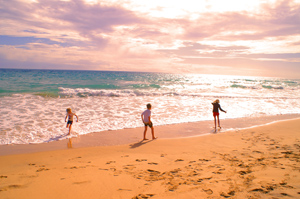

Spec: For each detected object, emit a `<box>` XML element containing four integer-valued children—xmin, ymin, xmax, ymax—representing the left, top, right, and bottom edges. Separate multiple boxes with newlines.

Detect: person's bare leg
<box><xmin>151</xmin><ymin>127</ymin><xmax>157</xmax><ymax>139</ymax></box>
<box><xmin>68</xmin><ymin>124</ymin><xmax>72</xmax><ymax>135</ymax></box>
<box><xmin>217</xmin><ymin>115</ymin><xmax>221</xmax><ymax>128</ymax></box>
<box><xmin>143</xmin><ymin>126</ymin><xmax>148</xmax><ymax>140</ymax></box>
<box><xmin>213</xmin><ymin>116</ymin><xmax>217</xmax><ymax>130</ymax></box>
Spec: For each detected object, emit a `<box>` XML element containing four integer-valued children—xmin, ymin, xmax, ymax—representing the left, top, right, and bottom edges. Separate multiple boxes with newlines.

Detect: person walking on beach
<box><xmin>65</xmin><ymin>108</ymin><xmax>78</xmax><ymax>135</ymax></box>
<box><xmin>212</xmin><ymin>99</ymin><xmax>226</xmax><ymax>131</ymax></box>
<box><xmin>141</xmin><ymin>103</ymin><xmax>157</xmax><ymax>140</ymax></box>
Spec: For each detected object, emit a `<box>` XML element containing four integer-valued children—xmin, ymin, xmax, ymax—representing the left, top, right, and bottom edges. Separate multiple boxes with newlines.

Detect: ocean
<box><xmin>1</xmin><ymin>69</ymin><xmax>299</xmax><ymax>145</ymax></box>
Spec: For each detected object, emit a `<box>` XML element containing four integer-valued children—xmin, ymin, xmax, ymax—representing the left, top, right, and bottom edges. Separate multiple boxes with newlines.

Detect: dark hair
<box><xmin>146</xmin><ymin>103</ymin><xmax>151</xmax><ymax>109</ymax></box>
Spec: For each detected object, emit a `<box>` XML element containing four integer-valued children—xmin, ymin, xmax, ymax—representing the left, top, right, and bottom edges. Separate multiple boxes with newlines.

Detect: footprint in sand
<box><xmin>175</xmin><ymin>159</ymin><xmax>184</xmax><ymax>162</ymax></box>
<box><xmin>110</xmin><ymin>168</ymin><xmax>117</xmax><ymax>171</ymax></box>
<box><xmin>199</xmin><ymin>159</ymin><xmax>211</xmax><ymax>162</ymax></box>
<box><xmin>187</xmin><ymin>170</ymin><xmax>199</xmax><ymax>177</ymax></box>
<box><xmin>250</xmin><ymin>188</ymin><xmax>268</xmax><ymax>194</ymax></box>
<box><xmin>147</xmin><ymin>169</ymin><xmax>160</xmax><ymax>173</ymax></box>
<box><xmin>132</xmin><ymin>194</ymin><xmax>155</xmax><ymax>199</ymax></box>
<box><xmin>256</xmin><ymin>157</ymin><xmax>265</xmax><ymax>162</ymax></box>
<box><xmin>281</xmin><ymin>193</ymin><xmax>290</xmax><ymax>196</ymax></box>
<box><xmin>0</xmin><ymin>176</ymin><xmax>8</xmax><ymax>178</ymax></box>
<box><xmin>148</xmin><ymin>162</ymin><xmax>158</xmax><ymax>165</ymax></box>
<box><xmin>203</xmin><ymin>189</ymin><xmax>213</xmax><ymax>195</ymax></box>
<box><xmin>123</xmin><ymin>165</ymin><xmax>136</xmax><ymax>170</ymax></box>
<box><xmin>220</xmin><ymin>191</ymin><xmax>235</xmax><ymax>198</ymax></box>
<box><xmin>212</xmin><ymin>170</ymin><xmax>223</xmax><ymax>174</ymax></box>
<box><xmin>253</xmin><ymin>150</ymin><xmax>263</xmax><ymax>154</ymax></box>
<box><xmin>0</xmin><ymin>184</ymin><xmax>23</xmax><ymax>192</ymax></box>
<box><xmin>136</xmin><ymin>159</ymin><xmax>147</xmax><ymax>162</ymax></box>
<box><xmin>238</xmin><ymin>169</ymin><xmax>252</xmax><ymax>175</ymax></box>
<box><xmin>106</xmin><ymin>161</ymin><xmax>116</xmax><ymax>164</ymax></box>
<box><xmin>36</xmin><ymin>168</ymin><xmax>49</xmax><ymax>172</ymax></box>
<box><xmin>73</xmin><ymin>181</ymin><xmax>90</xmax><ymax>185</ymax></box>
<box><xmin>294</xmin><ymin>144</ymin><xmax>300</xmax><ymax>149</ymax></box>
<box><xmin>118</xmin><ymin>188</ymin><xmax>132</xmax><ymax>191</ymax></box>
<box><xmin>280</xmin><ymin>181</ymin><xmax>287</xmax><ymax>186</ymax></box>
<box><xmin>98</xmin><ymin>168</ymin><xmax>109</xmax><ymax>171</ymax></box>
<box><xmin>68</xmin><ymin>157</ymin><xmax>82</xmax><ymax>161</ymax></box>
<box><xmin>65</xmin><ymin>166</ymin><xmax>78</xmax><ymax>169</ymax></box>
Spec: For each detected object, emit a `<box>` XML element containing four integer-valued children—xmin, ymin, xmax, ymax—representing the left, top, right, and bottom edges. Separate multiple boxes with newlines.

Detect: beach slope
<box><xmin>0</xmin><ymin>119</ymin><xmax>300</xmax><ymax>199</ymax></box>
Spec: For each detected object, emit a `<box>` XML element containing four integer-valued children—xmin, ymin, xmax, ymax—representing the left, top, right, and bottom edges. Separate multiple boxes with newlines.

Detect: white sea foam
<box><xmin>1</xmin><ymin>91</ymin><xmax>300</xmax><ymax>145</ymax></box>
<box><xmin>1</xmin><ymin>72</ymin><xmax>299</xmax><ymax>145</ymax></box>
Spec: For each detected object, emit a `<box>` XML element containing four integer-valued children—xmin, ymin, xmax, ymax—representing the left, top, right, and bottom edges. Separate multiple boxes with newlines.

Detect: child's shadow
<box><xmin>130</xmin><ymin>139</ymin><xmax>153</xmax><ymax>149</ymax></box>
<box><xmin>46</xmin><ymin>134</ymin><xmax>66</xmax><ymax>142</ymax></box>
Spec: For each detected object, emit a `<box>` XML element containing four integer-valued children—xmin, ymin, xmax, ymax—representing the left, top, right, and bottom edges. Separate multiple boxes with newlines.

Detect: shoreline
<box><xmin>0</xmin><ymin>113</ymin><xmax>299</xmax><ymax>156</ymax></box>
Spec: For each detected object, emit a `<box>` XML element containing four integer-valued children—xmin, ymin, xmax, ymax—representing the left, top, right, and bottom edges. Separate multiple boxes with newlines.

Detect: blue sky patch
<box><xmin>0</xmin><ymin>35</ymin><xmax>71</xmax><ymax>47</ymax></box>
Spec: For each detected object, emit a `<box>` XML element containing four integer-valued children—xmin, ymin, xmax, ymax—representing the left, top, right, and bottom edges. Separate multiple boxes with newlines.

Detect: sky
<box><xmin>0</xmin><ymin>0</ymin><xmax>300</xmax><ymax>78</ymax></box>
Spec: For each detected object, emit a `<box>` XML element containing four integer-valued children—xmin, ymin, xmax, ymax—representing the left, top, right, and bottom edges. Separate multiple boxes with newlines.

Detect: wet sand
<box><xmin>0</xmin><ymin>118</ymin><xmax>300</xmax><ymax>198</ymax></box>
<box><xmin>0</xmin><ymin>114</ymin><xmax>299</xmax><ymax>156</ymax></box>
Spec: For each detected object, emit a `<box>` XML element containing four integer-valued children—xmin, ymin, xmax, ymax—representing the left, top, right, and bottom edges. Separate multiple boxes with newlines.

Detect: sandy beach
<box><xmin>1</xmin><ymin>118</ymin><xmax>300</xmax><ymax>199</ymax></box>
<box><xmin>2</xmin><ymin>0</ymin><xmax>300</xmax><ymax>198</ymax></box>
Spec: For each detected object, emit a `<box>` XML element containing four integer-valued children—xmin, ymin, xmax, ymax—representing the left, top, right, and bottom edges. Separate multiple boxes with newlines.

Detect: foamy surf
<box><xmin>0</xmin><ymin>69</ymin><xmax>299</xmax><ymax>145</ymax></box>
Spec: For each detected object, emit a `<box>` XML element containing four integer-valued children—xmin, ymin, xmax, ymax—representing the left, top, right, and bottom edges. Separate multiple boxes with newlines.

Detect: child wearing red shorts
<box><xmin>212</xmin><ymin>99</ymin><xmax>226</xmax><ymax>131</ymax></box>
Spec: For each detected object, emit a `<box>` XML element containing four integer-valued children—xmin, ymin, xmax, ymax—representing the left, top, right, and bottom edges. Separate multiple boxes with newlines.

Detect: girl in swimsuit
<box><xmin>212</xmin><ymin>99</ymin><xmax>226</xmax><ymax>131</ymax></box>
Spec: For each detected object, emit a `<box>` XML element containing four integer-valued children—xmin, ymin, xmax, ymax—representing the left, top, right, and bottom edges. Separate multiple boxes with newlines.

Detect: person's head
<box><xmin>66</xmin><ymin>108</ymin><xmax>72</xmax><ymax>113</ymax></box>
<box><xmin>146</xmin><ymin>103</ymin><xmax>152</xmax><ymax>109</ymax></box>
<box><xmin>214</xmin><ymin>99</ymin><xmax>220</xmax><ymax>104</ymax></box>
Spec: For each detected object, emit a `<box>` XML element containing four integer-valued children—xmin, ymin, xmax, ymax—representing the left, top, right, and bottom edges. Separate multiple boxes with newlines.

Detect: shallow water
<box><xmin>1</xmin><ymin>69</ymin><xmax>299</xmax><ymax>145</ymax></box>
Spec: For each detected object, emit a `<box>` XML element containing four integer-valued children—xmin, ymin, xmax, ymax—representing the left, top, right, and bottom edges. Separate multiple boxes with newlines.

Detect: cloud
<box><xmin>158</xmin><ymin>42</ymin><xmax>250</xmax><ymax>57</ymax></box>
<box><xmin>0</xmin><ymin>0</ymin><xmax>299</xmax><ymax>77</ymax></box>
<box><xmin>1</xmin><ymin>0</ymin><xmax>145</xmax><ymax>48</ymax></box>
<box><xmin>41</xmin><ymin>0</ymin><xmax>144</xmax><ymax>35</ymax></box>
<box><xmin>180</xmin><ymin>0</ymin><xmax>300</xmax><ymax>41</ymax></box>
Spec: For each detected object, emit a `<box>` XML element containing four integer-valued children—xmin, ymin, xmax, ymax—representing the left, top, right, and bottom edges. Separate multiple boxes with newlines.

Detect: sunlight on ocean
<box><xmin>1</xmin><ymin>69</ymin><xmax>299</xmax><ymax>145</ymax></box>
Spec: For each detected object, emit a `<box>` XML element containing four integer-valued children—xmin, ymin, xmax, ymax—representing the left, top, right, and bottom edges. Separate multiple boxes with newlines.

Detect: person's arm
<box><xmin>65</xmin><ymin>115</ymin><xmax>68</xmax><ymax>122</ymax></box>
<box><xmin>75</xmin><ymin>114</ymin><xmax>79</xmax><ymax>122</ymax></box>
<box><xmin>219</xmin><ymin>105</ymin><xmax>226</xmax><ymax>113</ymax></box>
<box><xmin>141</xmin><ymin>113</ymin><xmax>144</xmax><ymax>123</ymax></box>
<box><xmin>148</xmin><ymin>115</ymin><xmax>151</xmax><ymax>123</ymax></box>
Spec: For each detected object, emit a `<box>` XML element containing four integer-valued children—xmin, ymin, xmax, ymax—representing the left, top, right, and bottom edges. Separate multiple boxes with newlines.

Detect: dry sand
<box><xmin>0</xmin><ymin>118</ymin><xmax>300</xmax><ymax>199</ymax></box>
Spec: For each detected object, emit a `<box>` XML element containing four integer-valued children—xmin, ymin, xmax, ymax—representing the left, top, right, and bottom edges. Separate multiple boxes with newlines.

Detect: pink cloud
<box><xmin>180</xmin><ymin>0</ymin><xmax>300</xmax><ymax>41</ymax></box>
<box><xmin>0</xmin><ymin>0</ymin><xmax>299</xmax><ymax>78</ymax></box>
<box><xmin>1</xmin><ymin>0</ymin><xmax>146</xmax><ymax>48</ymax></box>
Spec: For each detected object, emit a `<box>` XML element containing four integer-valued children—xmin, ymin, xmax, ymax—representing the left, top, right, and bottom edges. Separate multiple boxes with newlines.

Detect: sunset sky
<box><xmin>1</xmin><ymin>0</ymin><xmax>300</xmax><ymax>78</ymax></box>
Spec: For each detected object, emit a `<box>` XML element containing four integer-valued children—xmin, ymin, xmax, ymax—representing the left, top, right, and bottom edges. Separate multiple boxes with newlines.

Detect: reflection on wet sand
<box><xmin>67</xmin><ymin>138</ymin><xmax>73</xmax><ymax>148</ymax></box>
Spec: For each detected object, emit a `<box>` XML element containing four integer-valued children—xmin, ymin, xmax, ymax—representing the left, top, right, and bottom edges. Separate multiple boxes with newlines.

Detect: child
<box><xmin>212</xmin><ymin>99</ymin><xmax>226</xmax><ymax>131</ymax></box>
<box><xmin>65</xmin><ymin>108</ymin><xmax>78</xmax><ymax>135</ymax></box>
<box><xmin>141</xmin><ymin>103</ymin><xmax>157</xmax><ymax>140</ymax></box>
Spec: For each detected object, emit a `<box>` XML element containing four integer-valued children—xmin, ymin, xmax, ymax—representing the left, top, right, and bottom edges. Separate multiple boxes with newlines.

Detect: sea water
<box><xmin>0</xmin><ymin>69</ymin><xmax>299</xmax><ymax>145</ymax></box>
